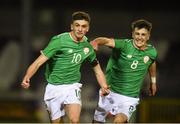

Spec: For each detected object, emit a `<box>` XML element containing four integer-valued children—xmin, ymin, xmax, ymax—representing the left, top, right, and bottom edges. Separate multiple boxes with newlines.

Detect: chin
<box><xmin>138</xmin><ymin>45</ymin><xmax>143</xmax><ymax>47</ymax></box>
<box><xmin>137</xmin><ymin>43</ymin><xmax>144</xmax><ymax>47</ymax></box>
<box><xmin>78</xmin><ymin>35</ymin><xmax>84</xmax><ymax>38</ymax></box>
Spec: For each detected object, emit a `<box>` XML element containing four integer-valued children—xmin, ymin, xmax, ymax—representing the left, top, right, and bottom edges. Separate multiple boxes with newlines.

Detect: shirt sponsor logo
<box><xmin>127</xmin><ymin>54</ymin><xmax>132</xmax><ymax>58</ymax></box>
<box><xmin>144</xmin><ymin>56</ymin><xmax>149</xmax><ymax>63</ymax></box>
<box><xmin>68</xmin><ymin>49</ymin><xmax>73</xmax><ymax>53</ymax></box>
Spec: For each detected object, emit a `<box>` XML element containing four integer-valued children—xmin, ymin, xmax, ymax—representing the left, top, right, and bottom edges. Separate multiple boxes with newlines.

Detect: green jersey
<box><xmin>42</xmin><ymin>32</ymin><xmax>96</xmax><ymax>85</ymax></box>
<box><xmin>106</xmin><ymin>39</ymin><xmax>157</xmax><ymax>97</ymax></box>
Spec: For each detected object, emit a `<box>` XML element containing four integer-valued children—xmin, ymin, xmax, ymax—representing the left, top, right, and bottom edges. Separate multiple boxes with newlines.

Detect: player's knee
<box><xmin>114</xmin><ymin>113</ymin><xmax>128</xmax><ymax>123</ymax></box>
<box><xmin>70</xmin><ymin>117</ymin><xmax>79</xmax><ymax>123</ymax></box>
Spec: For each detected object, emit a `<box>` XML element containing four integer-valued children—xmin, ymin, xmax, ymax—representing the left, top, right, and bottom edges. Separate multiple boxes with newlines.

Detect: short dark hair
<box><xmin>131</xmin><ymin>19</ymin><xmax>152</xmax><ymax>32</ymax></box>
<box><xmin>72</xmin><ymin>11</ymin><xmax>90</xmax><ymax>23</ymax></box>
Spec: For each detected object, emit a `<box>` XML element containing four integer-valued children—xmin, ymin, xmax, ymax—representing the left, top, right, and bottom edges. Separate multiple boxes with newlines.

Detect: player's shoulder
<box><xmin>115</xmin><ymin>38</ymin><xmax>132</xmax><ymax>42</ymax></box>
<box><xmin>147</xmin><ymin>43</ymin><xmax>157</xmax><ymax>51</ymax></box>
<box><xmin>125</xmin><ymin>39</ymin><xmax>132</xmax><ymax>42</ymax></box>
<box><xmin>114</xmin><ymin>39</ymin><xmax>132</xmax><ymax>46</ymax></box>
<box><xmin>52</xmin><ymin>32</ymin><xmax>69</xmax><ymax>40</ymax></box>
<box><xmin>147</xmin><ymin>43</ymin><xmax>158</xmax><ymax>57</ymax></box>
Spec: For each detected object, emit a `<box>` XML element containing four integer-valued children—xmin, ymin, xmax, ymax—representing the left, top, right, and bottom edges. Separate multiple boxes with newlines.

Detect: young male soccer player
<box><xmin>91</xmin><ymin>19</ymin><xmax>157</xmax><ymax>123</ymax></box>
<box><xmin>21</xmin><ymin>11</ymin><xmax>109</xmax><ymax>123</ymax></box>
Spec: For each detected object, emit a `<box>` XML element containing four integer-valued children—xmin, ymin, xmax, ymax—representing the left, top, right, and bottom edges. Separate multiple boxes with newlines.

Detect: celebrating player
<box><xmin>21</xmin><ymin>11</ymin><xmax>109</xmax><ymax>123</ymax></box>
<box><xmin>91</xmin><ymin>19</ymin><xmax>157</xmax><ymax>123</ymax></box>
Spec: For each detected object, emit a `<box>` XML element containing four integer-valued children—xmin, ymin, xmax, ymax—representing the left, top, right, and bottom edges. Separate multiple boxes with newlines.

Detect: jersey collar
<box><xmin>69</xmin><ymin>32</ymin><xmax>85</xmax><ymax>43</ymax></box>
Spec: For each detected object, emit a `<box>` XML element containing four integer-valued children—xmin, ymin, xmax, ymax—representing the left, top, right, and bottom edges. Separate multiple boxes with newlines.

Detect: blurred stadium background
<box><xmin>0</xmin><ymin>0</ymin><xmax>180</xmax><ymax>123</ymax></box>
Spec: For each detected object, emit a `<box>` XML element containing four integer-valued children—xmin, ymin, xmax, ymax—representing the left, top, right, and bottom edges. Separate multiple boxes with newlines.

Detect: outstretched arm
<box><xmin>21</xmin><ymin>54</ymin><xmax>48</xmax><ymax>89</ymax></box>
<box><xmin>148</xmin><ymin>61</ymin><xmax>157</xmax><ymax>96</ymax></box>
<box><xmin>90</xmin><ymin>37</ymin><xmax>115</xmax><ymax>51</ymax></box>
<box><xmin>93</xmin><ymin>63</ymin><xmax>110</xmax><ymax>95</ymax></box>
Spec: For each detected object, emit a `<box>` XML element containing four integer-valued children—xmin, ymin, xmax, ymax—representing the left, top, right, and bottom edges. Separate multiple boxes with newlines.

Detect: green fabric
<box><xmin>106</xmin><ymin>39</ymin><xmax>157</xmax><ymax>97</ymax></box>
<box><xmin>42</xmin><ymin>32</ymin><xmax>96</xmax><ymax>84</ymax></box>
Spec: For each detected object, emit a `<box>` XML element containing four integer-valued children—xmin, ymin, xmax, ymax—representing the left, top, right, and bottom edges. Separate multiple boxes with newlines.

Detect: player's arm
<box><xmin>148</xmin><ymin>61</ymin><xmax>157</xmax><ymax>96</ymax></box>
<box><xmin>91</xmin><ymin>59</ymin><xmax>110</xmax><ymax>96</ymax></box>
<box><xmin>90</xmin><ymin>37</ymin><xmax>115</xmax><ymax>51</ymax></box>
<box><xmin>21</xmin><ymin>54</ymin><xmax>48</xmax><ymax>89</ymax></box>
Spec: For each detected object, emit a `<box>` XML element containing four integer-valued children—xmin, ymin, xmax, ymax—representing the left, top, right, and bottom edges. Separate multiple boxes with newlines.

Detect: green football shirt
<box><xmin>41</xmin><ymin>32</ymin><xmax>96</xmax><ymax>85</ymax></box>
<box><xmin>106</xmin><ymin>39</ymin><xmax>157</xmax><ymax>97</ymax></box>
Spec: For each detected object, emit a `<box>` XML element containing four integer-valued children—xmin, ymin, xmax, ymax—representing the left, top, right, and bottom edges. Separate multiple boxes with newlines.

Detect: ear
<box><xmin>71</xmin><ymin>24</ymin><xmax>73</xmax><ymax>30</ymax></box>
<box><xmin>132</xmin><ymin>31</ymin><xmax>134</xmax><ymax>38</ymax></box>
<box><xmin>86</xmin><ymin>27</ymin><xmax>89</xmax><ymax>32</ymax></box>
<box><xmin>147</xmin><ymin>32</ymin><xmax>151</xmax><ymax>40</ymax></box>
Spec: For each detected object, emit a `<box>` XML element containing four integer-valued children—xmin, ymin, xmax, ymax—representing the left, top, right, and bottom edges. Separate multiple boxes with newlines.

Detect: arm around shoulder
<box><xmin>90</xmin><ymin>37</ymin><xmax>115</xmax><ymax>50</ymax></box>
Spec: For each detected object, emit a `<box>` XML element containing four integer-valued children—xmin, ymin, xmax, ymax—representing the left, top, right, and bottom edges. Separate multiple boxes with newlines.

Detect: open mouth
<box><xmin>136</xmin><ymin>40</ymin><xmax>143</xmax><ymax>44</ymax></box>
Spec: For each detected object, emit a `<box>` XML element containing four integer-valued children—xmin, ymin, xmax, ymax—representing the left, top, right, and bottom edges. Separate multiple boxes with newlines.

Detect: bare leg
<box><xmin>113</xmin><ymin>113</ymin><xmax>128</xmax><ymax>123</ymax></box>
<box><xmin>65</xmin><ymin>104</ymin><xmax>81</xmax><ymax>123</ymax></box>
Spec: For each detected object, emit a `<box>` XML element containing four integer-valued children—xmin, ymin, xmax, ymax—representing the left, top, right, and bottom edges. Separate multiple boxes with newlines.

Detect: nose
<box><xmin>78</xmin><ymin>26</ymin><xmax>82</xmax><ymax>31</ymax></box>
<box><xmin>137</xmin><ymin>34</ymin><xmax>143</xmax><ymax>40</ymax></box>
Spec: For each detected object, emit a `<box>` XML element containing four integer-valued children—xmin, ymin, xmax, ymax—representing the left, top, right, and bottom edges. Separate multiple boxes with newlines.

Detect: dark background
<box><xmin>0</xmin><ymin>0</ymin><xmax>180</xmax><ymax>123</ymax></box>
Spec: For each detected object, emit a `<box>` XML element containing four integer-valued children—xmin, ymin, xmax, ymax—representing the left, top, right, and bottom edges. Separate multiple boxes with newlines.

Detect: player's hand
<box><xmin>100</xmin><ymin>86</ymin><xmax>110</xmax><ymax>96</ymax></box>
<box><xmin>21</xmin><ymin>77</ymin><xmax>30</xmax><ymax>89</ymax></box>
<box><xmin>90</xmin><ymin>40</ymin><xmax>98</xmax><ymax>51</ymax></box>
<box><xmin>149</xmin><ymin>83</ymin><xmax>157</xmax><ymax>96</ymax></box>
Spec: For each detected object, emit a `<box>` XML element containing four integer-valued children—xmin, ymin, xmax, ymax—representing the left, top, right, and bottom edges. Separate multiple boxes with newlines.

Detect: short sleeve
<box><xmin>114</xmin><ymin>39</ymin><xmax>126</xmax><ymax>49</ymax></box>
<box><xmin>150</xmin><ymin>47</ymin><xmax>158</xmax><ymax>61</ymax></box>
<box><xmin>41</xmin><ymin>36</ymin><xmax>61</xmax><ymax>58</ymax></box>
<box><xmin>88</xmin><ymin>49</ymin><xmax>96</xmax><ymax>63</ymax></box>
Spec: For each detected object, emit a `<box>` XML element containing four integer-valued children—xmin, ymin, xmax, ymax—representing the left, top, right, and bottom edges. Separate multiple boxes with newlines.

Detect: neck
<box><xmin>70</xmin><ymin>31</ymin><xmax>84</xmax><ymax>43</ymax></box>
<box><xmin>133</xmin><ymin>40</ymin><xmax>147</xmax><ymax>50</ymax></box>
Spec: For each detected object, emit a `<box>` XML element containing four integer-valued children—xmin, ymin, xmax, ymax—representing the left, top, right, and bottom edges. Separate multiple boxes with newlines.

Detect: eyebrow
<box><xmin>74</xmin><ymin>22</ymin><xmax>88</xmax><ymax>26</ymax></box>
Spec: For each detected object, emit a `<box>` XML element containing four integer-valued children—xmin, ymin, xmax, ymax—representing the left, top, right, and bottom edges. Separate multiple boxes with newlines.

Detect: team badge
<box><xmin>83</xmin><ymin>47</ymin><xmax>89</xmax><ymax>55</ymax></box>
<box><xmin>144</xmin><ymin>56</ymin><xmax>149</xmax><ymax>63</ymax></box>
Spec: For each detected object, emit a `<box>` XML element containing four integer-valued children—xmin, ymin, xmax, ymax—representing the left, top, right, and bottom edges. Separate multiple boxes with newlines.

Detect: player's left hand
<box><xmin>100</xmin><ymin>86</ymin><xmax>110</xmax><ymax>96</ymax></box>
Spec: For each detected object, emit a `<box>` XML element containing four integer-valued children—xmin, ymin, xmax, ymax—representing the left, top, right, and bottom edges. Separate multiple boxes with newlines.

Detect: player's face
<box><xmin>71</xmin><ymin>20</ymin><xmax>89</xmax><ymax>41</ymax></box>
<box><xmin>132</xmin><ymin>27</ymin><xmax>150</xmax><ymax>50</ymax></box>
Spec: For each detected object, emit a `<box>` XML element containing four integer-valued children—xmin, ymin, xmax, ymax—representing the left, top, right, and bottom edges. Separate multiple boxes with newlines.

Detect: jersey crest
<box><xmin>83</xmin><ymin>47</ymin><xmax>89</xmax><ymax>55</ymax></box>
<box><xmin>144</xmin><ymin>56</ymin><xmax>149</xmax><ymax>63</ymax></box>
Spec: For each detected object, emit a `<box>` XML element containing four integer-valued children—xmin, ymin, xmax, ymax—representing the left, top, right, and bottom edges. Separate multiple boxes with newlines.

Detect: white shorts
<box><xmin>44</xmin><ymin>83</ymin><xmax>82</xmax><ymax>120</ymax></box>
<box><xmin>94</xmin><ymin>90</ymin><xmax>139</xmax><ymax>122</ymax></box>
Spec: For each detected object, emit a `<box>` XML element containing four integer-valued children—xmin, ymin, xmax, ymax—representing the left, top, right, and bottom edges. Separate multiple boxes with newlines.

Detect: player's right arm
<box><xmin>21</xmin><ymin>54</ymin><xmax>48</xmax><ymax>89</ymax></box>
<box><xmin>90</xmin><ymin>37</ymin><xmax>115</xmax><ymax>51</ymax></box>
<box><xmin>148</xmin><ymin>61</ymin><xmax>157</xmax><ymax>96</ymax></box>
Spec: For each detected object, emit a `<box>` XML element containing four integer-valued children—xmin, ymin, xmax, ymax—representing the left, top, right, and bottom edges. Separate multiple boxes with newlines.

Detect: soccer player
<box><xmin>21</xmin><ymin>11</ymin><xmax>109</xmax><ymax>123</ymax></box>
<box><xmin>91</xmin><ymin>19</ymin><xmax>157</xmax><ymax>123</ymax></box>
